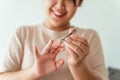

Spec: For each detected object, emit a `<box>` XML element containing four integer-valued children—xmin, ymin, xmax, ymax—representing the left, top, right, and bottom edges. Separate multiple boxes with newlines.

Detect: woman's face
<box><xmin>43</xmin><ymin>0</ymin><xmax>79</xmax><ymax>30</ymax></box>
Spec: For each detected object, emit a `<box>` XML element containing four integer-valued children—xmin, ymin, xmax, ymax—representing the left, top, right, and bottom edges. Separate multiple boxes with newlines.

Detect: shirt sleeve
<box><xmin>0</xmin><ymin>27</ymin><xmax>25</xmax><ymax>73</ymax></box>
<box><xmin>86</xmin><ymin>29</ymin><xmax>108</xmax><ymax>80</ymax></box>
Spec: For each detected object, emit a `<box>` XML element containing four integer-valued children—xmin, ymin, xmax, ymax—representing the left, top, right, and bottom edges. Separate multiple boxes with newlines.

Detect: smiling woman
<box><xmin>0</xmin><ymin>0</ymin><xmax>108</xmax><ymax>80</ymax></box>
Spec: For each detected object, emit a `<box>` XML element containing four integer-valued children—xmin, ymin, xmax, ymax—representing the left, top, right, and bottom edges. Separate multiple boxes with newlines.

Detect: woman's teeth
<box><xmin>53</xmin><ymin>11</ymin><xmax>65</xmax><ymax>17</ymax></box>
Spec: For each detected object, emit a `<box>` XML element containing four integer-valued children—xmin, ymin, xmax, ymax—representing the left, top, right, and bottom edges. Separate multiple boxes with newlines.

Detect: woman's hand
<box><xmin>31</xmin><ymin>40</ymin><xmax>64</xmax><ymax>79</ymax></box>
<box><xmin>64</xmin><ymin>29</ymin><xmax>90</xmax><ymax>67</ymax></box>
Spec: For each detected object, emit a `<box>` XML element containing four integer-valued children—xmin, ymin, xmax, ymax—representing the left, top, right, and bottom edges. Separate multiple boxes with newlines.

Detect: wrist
<box><xmin>29</xmin><ymin>67</ymin><xmax>40</xmax><ymax>80</ymax></box>
<box><xmin>68</xmin><ymin>60</ymin><xmax>85</xmax><ymax>68</ymax></box>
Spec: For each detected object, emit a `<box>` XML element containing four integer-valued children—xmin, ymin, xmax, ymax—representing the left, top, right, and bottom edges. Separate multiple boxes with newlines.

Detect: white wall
<box><xmin>0</xmin><ymin>0</ymin><xmax>120</xmax><ymax>68</ymax></box>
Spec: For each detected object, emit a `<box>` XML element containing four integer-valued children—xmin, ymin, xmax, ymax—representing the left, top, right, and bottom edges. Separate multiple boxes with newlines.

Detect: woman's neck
<box><xmin>43</xmin><ymin>22</ymin><xmax>71</xmax><ymax>32</ymax></box>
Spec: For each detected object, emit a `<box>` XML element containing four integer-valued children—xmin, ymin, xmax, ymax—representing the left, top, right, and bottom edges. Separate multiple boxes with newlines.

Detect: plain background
<box><xmin>0</xmin><ymin>0</ymin><xmax>120</xmax><ymax>68</ymax></box>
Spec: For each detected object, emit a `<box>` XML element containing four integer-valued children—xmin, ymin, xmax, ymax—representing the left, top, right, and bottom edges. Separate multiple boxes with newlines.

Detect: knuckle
<box><xmin>75</xmin><ymin>47</ymin><xmax>80</xmax><ymax>51</ymax></box>
<box><xmin>83</xmin><ymin>39</ymin><xmax>87</xmax><ymax>43</ymax></box>
<box><xmin>79</xmin><ymin>42</ymin><xmax>82</xmax><ymax>46</ymax></box>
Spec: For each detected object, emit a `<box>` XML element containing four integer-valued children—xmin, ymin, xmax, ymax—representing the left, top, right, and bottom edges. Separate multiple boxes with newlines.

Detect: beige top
<box><xmin>0</xmin><ymin>24</ymin><xmax>108</xmax><ymax>80</ymax></box>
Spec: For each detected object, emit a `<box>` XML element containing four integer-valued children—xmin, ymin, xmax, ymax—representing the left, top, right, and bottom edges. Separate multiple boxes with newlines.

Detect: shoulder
<box><xmin>12</xmin><ymin>24</ymin><xmax>39</xmax><ymax>43</ymax></box>
<box><xmin>15</xmin><ymin>25</ymin><xmax>38</xmax><ymax>34</ymax></box>
<box><xmin>14</xmin><ymin>24</ymin><xmax>40</xmax><ymax>38</ymax></box>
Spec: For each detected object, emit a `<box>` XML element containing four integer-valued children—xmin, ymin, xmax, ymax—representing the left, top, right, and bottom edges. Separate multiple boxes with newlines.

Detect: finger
<box><xmin>73</xmin><ymin>41</ymin><xmax>89</xmax><ymax>55</ymax></box>
<box><xmin>50</xmin><ymin>41</ymin><xmax>62</xmax><ymax>53</ymax></box>
<box><xmin>50</xmin><ymin>45</ymin><xmax>65</xmax><ymax>59</ymax></box>
<box><xmin>64</xmin><ymin>41</ymin><xmax>83</xmax><ymax>56</ymax></box>
<box><xmin>67</xmin><ymin>39</ymin><xmax>87</xmax><ymax>54</ymax></box>
<box><xmin>57</xmin><ymin>46</ymin><xmax>65</xmax><ymax>51</ymax></box>
<box><xmin>41</xmin><ymin>40</ymin><xmax>54</xmax><ymax>54</ymax></box>
<box><xmin>50</xmin><ymin>52</ymin><xmax>57</xmax><ymax>59</ymax></box>
<box><xmin>72</xmin><ymin>41</ymin><xmax>90</xmax><ymax>59</ymax></box>
<box><xmin>65</xmin><ymin>46</ymin><xmax>78</xmax><ymax>58</ymax></box>
<box><xmin>52</xmin><ymin>41</ymin><xmax>62</xmax><ymax>49</ymax></box>
<box><xmin>33</xmin><ymin>46</ymin><xmax>39</xmax><ymax>58</ymax></box>
<box><xmin>61</xmin><ymin>28</ymin><xmax>76</xmax><ymax>42</ymax></box>
<box><xmin>66</xmin><ymin>46</ymin><xmax>87</xmax><ymax>64</ymax></box>
<box><xmin>50</xmin><ymin>47</ymin><xmax>56</xmax><ymax>53</ymax></box>
<box><xmin>65</xmin><ymin>36</ymin><xmax>73</xmax><ymax>43</ymax></box>
<box><xmin>70</xmin><ymin>34</ymin><xmax>89</xmax><ymax>47</ymax></box>
<box><xmin>50</xmin><ymin>47</ymin><xmax>64</xmax><ymax>59</ymax></box>
<box><xmin>57</xmin><ymin>41</ymin><xmax>62</xmax><ymax>46</ymax></box>
<box><xmin>69</xmin><ymin>28</ymin><xmax>76</xmax><ymax>34</ymax></box>
<box><xmin>53</xmin><ymin>47</ymin><xmax>65</xmax><ymax>55</ymax></box>
<box><xmin>49</xmin><ymin>42</ymin><xmax>64</xmax><ymax>59</ymax></box>
<box><xmin>79</xmin><ymin>42</ymin><xmax>90</xmax><ymax>55</ymax></box>
<box><xmin>56</xmin><ymin>59</ymin><xmax>64</xmax><ymax>69</ymax></box>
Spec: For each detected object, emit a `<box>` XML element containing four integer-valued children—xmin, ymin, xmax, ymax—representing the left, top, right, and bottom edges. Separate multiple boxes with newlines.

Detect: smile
<box><xmin>52</xmin><ymin>10</ymin><xmax>66</xmax><ymax>18</ymax></box>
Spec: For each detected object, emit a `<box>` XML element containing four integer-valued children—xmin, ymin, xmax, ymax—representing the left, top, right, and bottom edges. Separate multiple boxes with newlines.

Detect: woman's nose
<box><xmin>55</xmin><ymin>0</ymin><xmax>65</xmax><ymax>10</ymax></box>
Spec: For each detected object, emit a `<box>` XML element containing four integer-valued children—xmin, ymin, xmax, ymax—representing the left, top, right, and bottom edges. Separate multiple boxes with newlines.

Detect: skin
<box><xmin>0</xmin><ymin>0</ymin><xmax>100</xmax><ymax>80</ymax></box>
<box><xmin>43</xmin><ymin>0</ymin><xmax>79</xmax><ymax>31</ymax></box>
<box><xmin>0</xmin><ymin>40</ymin><xmax>65</xmax><ymax>80</ymax></box>
<box><xmin>32</xmin><ymin>0</ymin><xmax>98</xmax><ymax>80</ymax></box>
<box><xmin>32</xmin><ymin>40</ymin><xmax>65</xmax><ymax>78</ymax></box>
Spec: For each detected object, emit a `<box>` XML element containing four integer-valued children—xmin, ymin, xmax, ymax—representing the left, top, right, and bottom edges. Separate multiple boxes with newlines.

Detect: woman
<box><xmin>0</xmin><ymin>0</ymin><xmax>108</xmax><ymax>80</ymax></box>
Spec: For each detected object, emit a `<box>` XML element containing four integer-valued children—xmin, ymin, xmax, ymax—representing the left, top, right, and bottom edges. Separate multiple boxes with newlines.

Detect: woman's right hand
<box><xmin>31</xmin><ymin>40</ymin><xmax>64</xmax><ymax>79</ymax></box>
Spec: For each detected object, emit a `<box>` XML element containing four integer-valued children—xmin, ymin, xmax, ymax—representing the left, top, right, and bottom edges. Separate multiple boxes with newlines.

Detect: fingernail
<box><xmin>65</xmin><ymin>37</ymin><xmax>72</xmax><ymax>42</ymax></box>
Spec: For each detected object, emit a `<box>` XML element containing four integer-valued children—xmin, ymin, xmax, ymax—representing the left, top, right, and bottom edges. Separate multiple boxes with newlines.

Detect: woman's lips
<box><xmin>52</xmin><ymin>10</ymin><xmax>66</xmax><ymax>18</ymax></box>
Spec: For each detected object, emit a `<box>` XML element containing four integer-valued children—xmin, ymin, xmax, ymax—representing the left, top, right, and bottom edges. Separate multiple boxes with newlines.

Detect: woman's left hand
<box><xmin>64</xmin><ymin>31</ymin><xmax>90</xmax><ymax>67</ymax></box>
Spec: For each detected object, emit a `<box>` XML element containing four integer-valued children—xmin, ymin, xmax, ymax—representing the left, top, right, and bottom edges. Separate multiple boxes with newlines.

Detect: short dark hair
<box><xmin>73</xmin><ymin>0</ymin><xmax>83</xmax><ymax>6</ymax></box>
<box><xmin>73</xmin><ymin>0</ymin><xmax>76</xmax><ymax>5</ymax></box>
